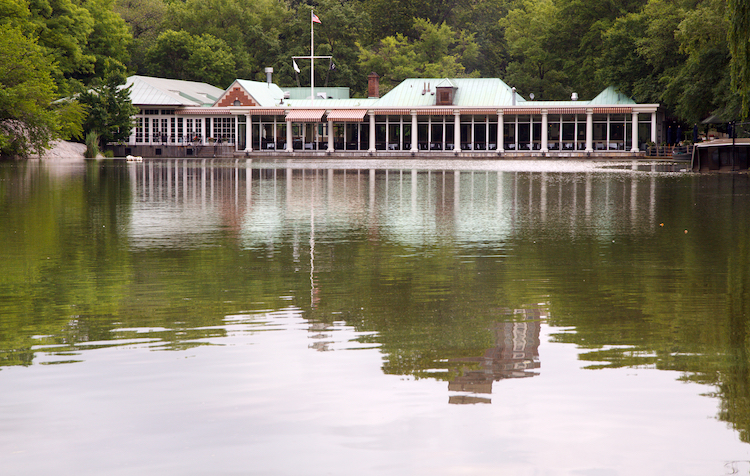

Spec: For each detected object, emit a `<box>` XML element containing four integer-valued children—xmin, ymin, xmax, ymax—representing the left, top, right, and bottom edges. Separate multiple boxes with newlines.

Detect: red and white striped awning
<box><xmin>502</xmin><ymin>108</ymin><xmax>540</xmax><ymax>115</ymax></box>
<box><xmin>548</xmin><ymin>108</ymin><xmax>587</xmax><ymax>115</ymax></box>
<box><xmin>247</xmin><ymin>109</ymin><xmax>288</xmax><ymax>115</ymax></box>
<box><xmin>326</xmin><ymin>109</ymin><xmax>368</xmax><ymax>122</ymax></box>
<box><xmin>285</xmin><ymin>109</ymin><xmax>326</xmax><ymax>122</ymax></box>
<box><xmin>176</xmin><ymin>108</ymin><xmax>230</xmax><ymax>115</ymax></box>
<box><xmin>593</xmin><ymin>107</ymin><xmax>632</xmax><ymax>114</ymax></box>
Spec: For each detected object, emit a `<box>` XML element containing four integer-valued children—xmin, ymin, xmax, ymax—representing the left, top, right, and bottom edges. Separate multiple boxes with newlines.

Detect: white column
<box><xmin>498</xmin><ymin>111</ymin><xmax>504</xmax><ymax>152</ymax></box>
<box><xmin>454</xmin><ymin>111</ymin><xmax>461</xmax><ymax>151</ymax></box>
<box><xmin>541</xmin><ymin>109</ymin><xmax>548</xmax><ymax>153</ymax></box>
<box><xmin>411</xmin><ymin>112</ymin><xmax>418</xmax><ymax>152</ymax></box>
<box><xmin>327</xmin><ymin>120</ymin><xmax>334</xmax><ymax>152</ymax></box>
<box><xmin>368</xmin><ymin>111</ymin><xmax>376</xmax><ymax>153</ymax></box>
<box><xmin>470</xmin><ymin>116</ymin><xmax>474</xmax><ymax>150</ymax></box>
<box><xmin>631</xmin><ymin>111</ymin><xmax>639</xmax><ymax>152</ymax></box>
<box><xmin>286</xmin><ymin>121</ymin><xmax>293</xmax><ymax>151</ymax></box>
<box><xmin>245</xmin><ymin>114</ymin><xmax>252</xmax><ymax>152</ymax></box>
<box><xmin>651</xmin><ymin>111</ymin><xmax>657</xmax><ymax>144</ymax></box>
<box><xmin>585</xmin><ymin>109</ymin><xmax>593</xmax><ymax>152</ymax></box>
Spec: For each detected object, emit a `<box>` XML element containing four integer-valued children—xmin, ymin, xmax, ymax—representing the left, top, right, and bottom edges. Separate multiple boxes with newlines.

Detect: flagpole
<box><xmin>311</xmin><ymin>10</ymin><xmax>314</xmax><ymax>107</ymax></box>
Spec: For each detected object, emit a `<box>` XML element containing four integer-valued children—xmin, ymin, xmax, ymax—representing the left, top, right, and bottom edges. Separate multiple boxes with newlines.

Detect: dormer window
<box><xmin>435</xmin><ymin>79</ymin><xmax>458</xmax><ymax>106</ymax></box>
<box><xmin>437</xmin><ymin>89</ymin><xmax>453</xmax><ymax>105</ymax></box>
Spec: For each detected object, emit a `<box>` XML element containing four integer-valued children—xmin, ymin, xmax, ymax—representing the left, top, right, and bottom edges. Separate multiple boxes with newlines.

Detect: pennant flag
<box><xmin>312</xmin><ymin>12</ymin><xmax>321</xmax><ymax>24</ymax></box>
<box><xmin>329</xmin><ymin>63</ymin><xmax>336</xmax><ymax>71</ymax></box>
<box><xmin>293</xmin><ymin>59</ymin><xmax>300</xmax><ymax>73</ymax></box>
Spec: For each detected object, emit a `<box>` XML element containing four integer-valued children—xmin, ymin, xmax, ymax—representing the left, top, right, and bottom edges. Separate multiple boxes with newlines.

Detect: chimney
<box><xmin>265</xmin><ymin>67</ymin><xmax>273</xmax><ymax>86</ymax></box>
<box><xmin>368</xmin><ymin>72</ymin><xmax>380</xmax><ymax>98</ymax></box>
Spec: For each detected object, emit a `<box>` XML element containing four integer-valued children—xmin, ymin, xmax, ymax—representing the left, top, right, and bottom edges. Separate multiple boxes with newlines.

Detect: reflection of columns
<box><xmin>541</xmin><ymin>109</ymin><xmax>548</xmax><ymax>153</ymax></box>
<box><xmin>631</xmin><ymin>173</ymin><xmax>638</xmax><ymax>223</ymax></box>
<box><xmin>286</xmin><ymin>167</ymin><xmax>292</xmax><ymax>206</ymax></box>
<box><xmin>286</xmin><ymin>121</ymin><xmax>293</xmax><ymax>151</ymax></box>
<box><xmin>454</xmin><ymin>111</ymin><xmax>461</xmax><ymax>151</ymax></box>
<box><xmin>585</xmin><ymin>108</ymin><xmax>593</xmax><ymax>152</ymax></box>
<box><xmin>651</xmin><ymin>111</ymin><xmax>657</xmax><ymax>144</ymax></box>
<box><xmin>454</xmin><ymin>171</ymin><xmax>460</xmax><ymax>213</ymax></box>
<box><xmin>245</xmin><ymin>114</ymin><xmax>252</xmax><ymax>151</ymax></box>
<box><xmin>540</xmin><ymin>172</ymin><xmax>547</xmax><ymax>222</ymax></box>
<box><xmin>411</xmin><ymin>111</ymin><xmax>418</xmax><ymax>152</ymax></box>
<box><xmin>411</xmin><ymin>169</ymin><xmax>417</xmax><ymax>212</ymax></box>
<box><xmin>327</xmin><ymin>120</ymin><xmax>334</xmax><ymax>152</ymax></box>
<box><xmin>631</xmin><ymin>111</ymin><xmax>639</xmax><ymax>152</ymax></box>
<box><xmin>585</xmin><ymin>173</ymin><xmax>592</xmax><ymax>219</ymax></box>
<box><xmin>328</xmin><ymin>169</ymin><xmax>333</xmax><ymax>204</ymax></box>
<box><xmin>369</xmin><ymin>169</ymin><xmax>376</xmax><ymax>212</ymax></box>
<box><xmin>649</xmin><ymin>175</ymin><xmax>656</xmax><ymax>226</ymax></box>
<box><xmin>368</xmin><ymin>112</ymin><xmax>376</xmax><ymax>153</ymax></box>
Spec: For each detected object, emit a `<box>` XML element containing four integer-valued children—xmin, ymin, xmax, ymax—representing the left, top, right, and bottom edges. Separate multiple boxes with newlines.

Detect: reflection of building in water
<box><xmin>127</xmin><ymin>161</ymin><xmax>662</xmax><ymax>250</ymax></box>
<box><xmin>448</xmin><ymin>310</ymin><xmax>542</xmax><ymax>404</ymax></box>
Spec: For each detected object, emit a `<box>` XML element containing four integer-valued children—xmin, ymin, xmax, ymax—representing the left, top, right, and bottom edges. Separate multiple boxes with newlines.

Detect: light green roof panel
<box><xmin>126</xmin><ymin>75</ymin><xmax>224</xmax><ymax>107</ymax></box>
<box><xmin>285</xmin><ymin>98</ymin><xmax>379</xmax><ymax>108</ymax></box>
<box><xmin>285</xmin><ymin>87</ymin><xmax>351</xmax><ymax>100</ymax></box>
<box><xmin>435</xmin><ymin>78</ymin><xmax>457</xmax><ymax>89</ymax></box>
<box><xmin>375</xmin><ymin>78</ymin><xmax>525</xmax><ymax>107</ymax></box>
<box><xmin>589</xmin><ymin>86</ymin><xmax>636</xmax><ymax>105</ymax></box>
<box><xmin>230</xmin><ymin>79</ymin><xmax>286</xmax><ymax>107</ymax></box>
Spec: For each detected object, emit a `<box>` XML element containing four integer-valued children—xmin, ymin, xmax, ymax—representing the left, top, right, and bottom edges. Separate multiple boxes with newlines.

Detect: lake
<box><xmin>1</xmin><ymin>158</ymin><xmax>749</xmax><ymax>475</ymax></box>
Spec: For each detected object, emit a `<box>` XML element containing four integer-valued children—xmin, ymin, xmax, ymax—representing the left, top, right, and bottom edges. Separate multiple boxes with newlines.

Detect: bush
<box><xmin>84</xmin><ymin>132</ymin><xmax>100</xmax><ymax>158</ymax></box>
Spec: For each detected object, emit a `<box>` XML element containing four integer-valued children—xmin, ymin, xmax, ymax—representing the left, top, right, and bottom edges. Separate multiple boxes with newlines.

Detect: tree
<box><xmin>501</xmin><ymin>0</ymin><xmax>569</xmax><ymax>100</ymax></box>
<box><xmin>358</xmin><ymin>19</ymin><xmax>479</xmax><ymax>94</ymax></box>
<box><xmin>80</xmin><ymin>0</ymin><xmax>132</xmax><ymax>81</ymax></box>
<box><xmin>144</xmin><ymin>30</ymin><xmax>237</xmax><ymax>87</ymax></box>
<box><xmin>665</xmin><ymin>0</ymin><xmax>736</xmax><ymax>123</ymax></box>
<box><xmin>728</xmin><ymin>0</ymin><xmax>750</xmax><ymax>117</ymax></box>
<box><xmin>26</xmin><ymin>0</ymin><xmax>95</xmax><ymax>91</ymax></box>
<box><xmin>168</xmin><ymin>0</ymin><xmax>288</xmax><ymax>80</ymax></box>
<box><xmin>0</xmin><ymin>27</ymin><xmax>59</xmax><ymax>157</ymax></box>
<box><xmin>114</xmin><ymin>0</ymin><xmax>167</xmax><ymax>74</ymax></box>
<box><xmin>78</xmin><ymin>67</ymin><xmax>138</xmax><ymax>146</ymax></box>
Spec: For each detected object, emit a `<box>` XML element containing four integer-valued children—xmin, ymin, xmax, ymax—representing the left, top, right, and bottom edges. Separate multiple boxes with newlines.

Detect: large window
<box><xmin>212</xmin><ymin>117</ymin><xmax>236</xmax><ymax>143</ymax></box>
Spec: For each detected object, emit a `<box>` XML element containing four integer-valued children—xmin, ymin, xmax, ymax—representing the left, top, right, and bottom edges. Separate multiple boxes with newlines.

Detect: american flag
<box><xmin>312</xmin><ymin>12</ymin><xmax>321</xmax><ymax>23</ymax></box>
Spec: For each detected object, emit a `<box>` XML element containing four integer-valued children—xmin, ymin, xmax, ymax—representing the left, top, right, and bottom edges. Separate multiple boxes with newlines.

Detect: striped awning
<box><xmin>455</xmin><ymin>108</ymin><xmax>499</xmax><ymax>115</ymax></box>
<box><xmin>285</xmin><ymin>109</ymin><xmax>326</xmax><ymax>122</ymax></box>
<box><xmin>247</xmin><ymin>108</ymin><xmax>288</xmax><ymax>115</ymax></box>
<box><xmin>326</xmin><ymin>109</ymin><xmax>368</xmax><ymax>122</ymax></box>
<box><xmin>593</xmin><ymin>107</ymin><xmax>632</xmax><ymax>114</ymax></box>
<box><xmin>376</xmin><ymin>108</ymin><xmax>411</xmax><ymax>115</ymax></box>
<box><xmin>176</xmin><ymin>108</ymin><xmax>230</xmax><ymax>115</ymax></box>
<box><xmin>502</xmin><ymin>108</ymin><xmax>540</xmax><ymax>115</ymax></box>
<box><xmin>548</xmin><ymin>108</ymin><xmax>587</xmax><ymax>115</ymax></box>
<box><xmin>415</xmin><ymin>108</ymin><xmax>456</xmax><ymax>115</ymax></box>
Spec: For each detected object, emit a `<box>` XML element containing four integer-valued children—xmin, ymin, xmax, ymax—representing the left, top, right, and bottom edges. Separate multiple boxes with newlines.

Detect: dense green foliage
<box><xmin>0</xmin><ymin>0</ymin><xmax>134</xmax><ymax>157</ymax></box>
<box><xmin>2</xmin><ymin>0</ymin><xmax>750</xmax><ymax>156</ymax></box>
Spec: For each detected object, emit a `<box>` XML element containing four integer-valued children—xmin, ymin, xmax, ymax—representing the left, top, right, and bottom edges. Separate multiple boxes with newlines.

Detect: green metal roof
<box><xmin>126</xmin><ymin>76</ymin><xmax>224</xmax><ymax>107</ymax></box>
<box><xmin>285</xmin><ymin>98</ymin><xmax>379</xmax><ymax>108</ymax></box>
<box><xmin>588</xmin><ymin>86</ymin><xmax>636</xmax><ymax>105</ymax></box>
<box><xmin>375</xmin><ymin>78</ymin><xmax>526</xmax><ymax>108</ymax></box>
<box><xmin>284</xmin><ymin>87</ymin><xmax>351</xmax><ymax>100</ymax></box>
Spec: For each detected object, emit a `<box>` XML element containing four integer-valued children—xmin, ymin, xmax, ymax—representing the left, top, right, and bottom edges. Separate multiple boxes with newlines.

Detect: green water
<box><xmin>1</xmin><ymin>158</ymin><xmax>749</xmax><ymax>475</ymax></box>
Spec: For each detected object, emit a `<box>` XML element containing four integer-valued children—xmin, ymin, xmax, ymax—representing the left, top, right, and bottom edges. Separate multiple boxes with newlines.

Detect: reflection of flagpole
<box><xmin>310</xmin><ymin>180</ymin><xmax>317</xmax><ymax>308</ymax></box>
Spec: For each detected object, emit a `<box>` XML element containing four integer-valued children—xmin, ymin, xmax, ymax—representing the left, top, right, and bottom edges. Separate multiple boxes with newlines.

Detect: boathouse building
<box><xmin>119</xmin><ymin>74</ymin><xmax>662</xmax><ymax>158</ymax></box>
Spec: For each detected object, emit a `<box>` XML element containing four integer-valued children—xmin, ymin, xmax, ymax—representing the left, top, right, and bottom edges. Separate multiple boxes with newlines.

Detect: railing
<box><xmin>645</xmin><ymin>145</ymin><xmax>694</xmax><ymax>158</ymax></box>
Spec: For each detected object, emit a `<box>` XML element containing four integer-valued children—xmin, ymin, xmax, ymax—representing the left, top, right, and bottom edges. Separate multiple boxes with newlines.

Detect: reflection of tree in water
<box><xmin>448</xmin><ymin>309</ymin><xmax>542</xmax><ymax>404</ymax></box>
